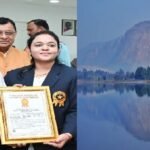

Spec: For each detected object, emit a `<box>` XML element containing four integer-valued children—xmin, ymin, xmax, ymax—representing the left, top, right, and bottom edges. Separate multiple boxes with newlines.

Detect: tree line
<box><xmin>78</xmin><ymin>66</ymin><xmax>150</xmax><ymax>81</ymax></box>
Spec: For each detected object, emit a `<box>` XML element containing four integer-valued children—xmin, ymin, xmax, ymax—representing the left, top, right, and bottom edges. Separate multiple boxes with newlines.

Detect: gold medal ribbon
<box><xmin>53</xmin><ymin>91</ymin><xmax>66</xmax><ymax>107</ymax></box>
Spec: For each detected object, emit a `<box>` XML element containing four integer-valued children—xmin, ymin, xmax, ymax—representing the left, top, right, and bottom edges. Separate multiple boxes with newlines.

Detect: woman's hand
<box><xmin>44</xmin><ymin>133</ymin><xmax>72</xmax><ymax>149</ymax></box>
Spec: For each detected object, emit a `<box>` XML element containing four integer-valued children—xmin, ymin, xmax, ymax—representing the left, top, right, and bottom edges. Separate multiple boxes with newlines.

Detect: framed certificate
<box><xmin>0</xmin><ymin>86</ymin><xmax>58</xmax><ymax>145</ymax></box>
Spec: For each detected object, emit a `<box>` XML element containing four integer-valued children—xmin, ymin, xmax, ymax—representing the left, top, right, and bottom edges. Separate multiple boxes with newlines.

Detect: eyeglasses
<box><xmin>0</xmin><ymin>31</ymin><xmax>16</xmax><ymax>36</ymax></box>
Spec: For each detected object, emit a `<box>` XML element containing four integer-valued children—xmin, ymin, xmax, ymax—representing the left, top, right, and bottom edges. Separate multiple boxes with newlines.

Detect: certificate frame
<box><xmin>0</xmin><ymin>86</ymin><xmax>58</xmax><ymax>145</ymax></box>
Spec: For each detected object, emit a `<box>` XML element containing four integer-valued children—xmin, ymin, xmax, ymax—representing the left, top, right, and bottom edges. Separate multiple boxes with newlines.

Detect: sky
<box><xmin>78</xmin><ymin>0</ymin><xmax>150</xmax><ymax>49</ymax></box>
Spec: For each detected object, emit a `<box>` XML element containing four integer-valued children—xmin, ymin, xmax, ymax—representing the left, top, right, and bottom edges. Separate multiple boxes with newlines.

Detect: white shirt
<box><xmin>33</xmin><ymin>75</ymin><xmax>47</xmax><ymax>86</ymax></box>
<box><xmin>0</xmin><ymin>72</ymin><xmax>6</xmax><ymax>86</ymax></box>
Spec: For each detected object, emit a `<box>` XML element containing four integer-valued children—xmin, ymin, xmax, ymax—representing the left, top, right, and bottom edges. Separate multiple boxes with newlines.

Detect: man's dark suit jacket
<box><xmin>3</xmin><ymin>63</ymin><xmax>77</xmax><ymax>150</ymax></box>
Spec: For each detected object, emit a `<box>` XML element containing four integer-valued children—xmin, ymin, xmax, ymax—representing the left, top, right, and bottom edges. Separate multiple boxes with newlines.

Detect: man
<box><xmin>63</xmin><ymin>21</ymin><xmax>74</xmax><ymax>35</ymax></box>
<box><xmin>26</xmin><ymin>19</ymin><xmax>71</xmax><ymax>67</ymax></box>
<box><xmin>0</xmin><ymin>17</ymin><xmax>31</xmax><ymax>76</ymax></box>
<box><xmin>27</xmin><ymin>19</ymin><xmax>49</xmax><ymax>37</ymax></box>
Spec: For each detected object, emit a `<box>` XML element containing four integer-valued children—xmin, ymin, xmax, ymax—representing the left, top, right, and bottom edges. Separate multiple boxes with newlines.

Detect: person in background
<box><xmin>0</xmin><ymin>17</ymin><xmax>31</xmax><ymax>76</ymax></box>
<box><xmin>26</xmin><ymin>19</ymin><xmax>71</xmax><ymax>67</ymax></box>
<box><xmin>58</xmin><ymin>42</ymin><xmax>71</xmax><ymax>67</ymax></box>
<box><xmin>24</xmin><ymin>19</ymin><xmax>50</xmax><ymax>53</ymax></box>
<box><xmin>5</xmin><ymin>30</ymin><xmax>77</xmax><ymax>150</ymax></box>
<box><xmin>27</xmin><ymin>19</ymin><xmax>49</xmax><ymax>37</ymax></box>
<box><xmin>71</xmin><ymin>58</ymin><xmax>77</xmax><ymax>68</ymax></box>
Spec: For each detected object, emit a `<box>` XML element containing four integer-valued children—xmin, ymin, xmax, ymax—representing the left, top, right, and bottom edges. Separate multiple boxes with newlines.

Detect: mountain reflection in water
<box><xmin>78</xmin><ymin>83</ymin><xmax>150</xmax><ymax>97</ymax></box>
<box><xmin>78</xmin><ymin>83</ymin><xmax>150</xmax><ymax>150</ymax></box>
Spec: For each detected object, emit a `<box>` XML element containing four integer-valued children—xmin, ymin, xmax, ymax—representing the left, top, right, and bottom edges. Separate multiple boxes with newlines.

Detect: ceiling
<box><xmin>1</xmin><ymin>0</ymin><xmax>76</xmax><ymax>8</ymax></box>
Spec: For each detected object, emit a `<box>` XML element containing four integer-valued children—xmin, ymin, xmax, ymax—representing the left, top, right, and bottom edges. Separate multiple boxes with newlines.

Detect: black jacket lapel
<box><xmin>42</xmin><ymin>63</ymin><xmax>62</xmax><ymax>87</ymax></box>
<box><xmin>22</xmin><ymin>66</ymin><xmax>35</xmax><ymax>86</ymax></box>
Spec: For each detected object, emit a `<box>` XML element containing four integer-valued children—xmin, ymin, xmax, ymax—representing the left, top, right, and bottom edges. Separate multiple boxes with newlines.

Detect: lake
<box><xmin>78</xmin><ymin>83</ymin><xmax>150</xmax><ymax>150</ymax></box>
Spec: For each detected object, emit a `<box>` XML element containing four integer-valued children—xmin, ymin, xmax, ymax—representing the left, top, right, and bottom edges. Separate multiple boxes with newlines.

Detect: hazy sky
<box><xmin>78</xmin><ymin>0</ymin><xmax>150</xmax><ymax>49</ymax></box>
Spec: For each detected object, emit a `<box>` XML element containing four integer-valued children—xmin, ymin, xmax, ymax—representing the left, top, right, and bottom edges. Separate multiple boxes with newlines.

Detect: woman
<box><xmin>4</xmin><ymin>31</ymin><xmax>77</xmax><ymax>150</ymax></box>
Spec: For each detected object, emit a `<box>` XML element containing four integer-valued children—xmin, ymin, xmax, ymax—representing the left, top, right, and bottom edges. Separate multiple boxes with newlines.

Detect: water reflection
<box><xmin>78</xmin><ymin>83</ymin><xmax>150</xmax><ymax>150</ymax></box>
<box><xmin>78</xmin><ymin>83</ymin><xmax>150</xmax><ymax>97</ymax></box>
<box><xmin>119</xmin><ymin>98</ymin><xmax>150</xmax><ymax>141</ymax></box>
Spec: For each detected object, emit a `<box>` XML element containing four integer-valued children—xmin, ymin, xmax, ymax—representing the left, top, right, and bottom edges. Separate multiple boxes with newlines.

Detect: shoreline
<box><xmin>78</xmin><ymin>80</ymin><xmax>150</xmax><ymax>84</ymax></box>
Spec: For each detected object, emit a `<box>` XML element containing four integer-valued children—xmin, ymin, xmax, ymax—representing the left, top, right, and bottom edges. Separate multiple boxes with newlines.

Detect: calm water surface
<box><xmin>78</xmin><ymin>83</ymin><xmax>150</xmax><ymax>150</ymax></box>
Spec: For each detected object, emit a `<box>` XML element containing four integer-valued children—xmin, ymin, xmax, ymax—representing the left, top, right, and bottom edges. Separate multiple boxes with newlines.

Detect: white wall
<box><xmin>0</xmin><ymin>1</ymin><xmax>77</xmax><ymax>60</ymax></box>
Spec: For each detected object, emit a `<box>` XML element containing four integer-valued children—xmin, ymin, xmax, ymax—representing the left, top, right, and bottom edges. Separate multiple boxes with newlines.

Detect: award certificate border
<box><xmin>0</xmin><ymin>86</ymin><xmax>58</xmax><ymax>144</ymax></box>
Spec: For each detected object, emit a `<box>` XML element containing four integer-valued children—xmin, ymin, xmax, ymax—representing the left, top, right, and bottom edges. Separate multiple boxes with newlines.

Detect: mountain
<box><xmin>79</xmin><ymin>21</ymin><xmax>150</xmax><ymax>71</ymax></box>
